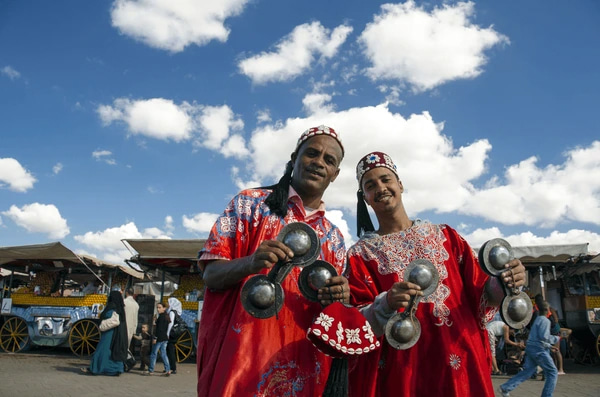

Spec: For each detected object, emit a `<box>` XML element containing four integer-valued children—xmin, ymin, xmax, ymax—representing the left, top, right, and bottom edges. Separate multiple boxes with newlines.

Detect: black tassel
<box><xmin>323</xmin><ymin>357</ymin><xmax>348</xmax><ymax>397</ymax></box>
<box><xmin>263</xmin><ymin>161</ymin><xmax>294</xmax><ymax>218</ymax></box>
<box><xmin>356</xmin><ymin>190</ymin><xmax>374</xmax><ymax>237</ymax></box>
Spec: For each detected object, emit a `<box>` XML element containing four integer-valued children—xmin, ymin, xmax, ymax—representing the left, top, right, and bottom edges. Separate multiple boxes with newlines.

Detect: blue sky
<box><xmin>1</xmin><ymin>0</ymin><xmax>599</xmax><ymax>264</ymax></box>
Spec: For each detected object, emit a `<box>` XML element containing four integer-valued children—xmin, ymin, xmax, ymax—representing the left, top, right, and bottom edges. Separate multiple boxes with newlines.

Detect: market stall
<box><xmin>0</xmin><ymin>242</ymin><xmax>143</xmax><ymax>356</ymax></box>
<box><xmin>511</xmin><ymin>243</ymin><xmax>600</xmax><ymax>362</ymax></box>
<box><xmin>122</xmin><ymin>239</ymin><xmax>206</xmax><ymax>363</ymax></box>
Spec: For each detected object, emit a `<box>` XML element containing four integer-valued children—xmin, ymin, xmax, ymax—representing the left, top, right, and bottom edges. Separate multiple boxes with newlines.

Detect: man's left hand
<box><xmin>317</xmin><ymin>276</ymin><xmax>350</xmax><ymax>306</ymax></box>
<box><xmin>501</xmin><ymin>259</ymin><xmax>526</xmax><ymax>289</ymax></box>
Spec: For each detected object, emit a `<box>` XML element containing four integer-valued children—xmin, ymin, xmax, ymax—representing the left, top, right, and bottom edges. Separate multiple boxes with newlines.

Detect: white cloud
<box><xmin>98</xmin><ymin>98</ymin><xmax>193</xmax><ymax>142</ymax></box>
<box><xmin>164</xmin><ymin>216</ymin><xmax>174</xmax><ymax>233</ymax></box>
<box><xmin>464</xmin><ymin>141</ymin><xmax>600</xmax><ymax>227</ymax></box>
<box><xmin>92</xmin><ymin>150</ymin><xmax>117</xmax><ymax>165</ymax></box>
<box><xmin>238</xmin><ymin>21</ymin><xmax>353</xmax><ymax>85</ymax></box>
<box><xmin>256</xmin><ymin>109</ymin><xmax>272</xmax><ymax>124</ymax></box>
<box><xmin>1</xmin><ymin>66</ymin><xmax>21</xmax><ymax>80</ymax></box>
<box><xmin>110</xmin><ymin>0</ymin><xmax>249</xmax><ymax>52</ymax></box>
<box><xmin>359</xmin><ymin>1</ymin><xmax>509</xmax><ymax>92</ymax></box>
<box><xmin>325</xmin><ymin>209</ymin><xmax>354</xmax><ymax>247</ymax></box>
<box><xmin>302</xmin><ymin>93</ymin><xmax>334</xmax><ymax>115</ymax></box>
<box><xmin>0</xmin><ymin>158</ymin><xmax>37</xmax><ymax>192</ymax></box>
<box><xmin>244</xmin><ymin>98</ymin><xmax>490</xmax><ymax>214</ymax></box>
<box><xmin>463</xmin><ymin>227</ymin><xmax>600</xmax><ymax>254</ymax></box>
<box><xmin>75</xmin><ymin>222</ymin><xmax>171</xmax><ymax>249</ymax></box>
<box><xmin>98</xmin><ymin>98</ymin><xmax>248</xmax><ymax>159</ymax></box>
<box><xmin>74</xmin><ymin>221</ymin><xmax>172</xmax><ymax>262</ymax></box>
<box><xmin>182</xmin><ymin>212</ymin><xmax>220</xmax><ymax>234</ymax></box>
<box><xmin>197</xmin><ymin>105</ymin><xmax>247</xmax><ymax>157</ymax></box>
<box><xmin>231</xmin><ymin>95</ymin><xmax>599</xmax><ymax>239</ymax></box>
<box><xmin>2</xmin><ymin>203</ymin><xmax>69</xmax><ymax>238</ymax></box>
<box><xmin>52</xmin><ymin>162</ymin><xmax>63</xmax><ymax>175</ymax></box>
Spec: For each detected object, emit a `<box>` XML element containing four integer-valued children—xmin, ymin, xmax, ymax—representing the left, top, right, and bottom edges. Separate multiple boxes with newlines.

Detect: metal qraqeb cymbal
<box><xmin>240</xmin><ymin>275</ymin><xmax>285</xmax><ymax>319</ymax></box>
<box><xmin>479</xmin><ymin>238</ymin><xmax>513</xmax><ymax>277</ymax></box>
<box><xmin>501</xmin><ymin>291</ymin><xmax>533</xmax><ymax>330</ymax></box>
<box><xmin>298</xmin><ymin>260</ymin><xmax>338</xmax><ymax>301</ymax></box>
<box><xmin>276</xmin><ymin>222</ymin><xmax>320</xmax><ymax>267</ymax></box>
<box><xmin>404</xmin><ymin>259</ymin><xmax>439</xmax><ymax>298</ymax></box>
<box><xmin>385</xmin><ymin>313</ymin><xmax>422</xmax><ymax>350</ymax></box>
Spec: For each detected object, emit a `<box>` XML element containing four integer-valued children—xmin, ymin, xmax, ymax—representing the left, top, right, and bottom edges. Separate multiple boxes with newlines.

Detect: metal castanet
<box><xmin>385</xmin><ymin>259</ymin><xmax>439</xmax><ymax>350</ymax></box>
<box><xmin>478</xmin><ymin>238</ymin><xmax>533</xmax><ymax>329</ymax></box>
<box><xmin>298</xmin><ymin>260</ymin><xmax>338</xmax><ymax>302</ymax></box>
<box><xmin>241</xmin><ymin>222</ymin><xmax>320</xmax><ymax>319</ymax></box>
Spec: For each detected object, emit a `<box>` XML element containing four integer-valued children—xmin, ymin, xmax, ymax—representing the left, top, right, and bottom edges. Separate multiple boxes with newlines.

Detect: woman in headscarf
<box><xmin>166</xmin><ymin>296</ymin><xmax>183</xmax><ymax>374</ymax></box>
<box><xmin>82</xmin><ymin>290</ymin><xmax>128</xmax><ymax>376</ymax></box>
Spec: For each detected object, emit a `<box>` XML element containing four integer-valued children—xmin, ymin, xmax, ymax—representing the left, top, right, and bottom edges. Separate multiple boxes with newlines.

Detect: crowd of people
<box><xmin>80</xmin><ymin>287</ymin><xmax>184</xmax><ymax>378</ymax></box>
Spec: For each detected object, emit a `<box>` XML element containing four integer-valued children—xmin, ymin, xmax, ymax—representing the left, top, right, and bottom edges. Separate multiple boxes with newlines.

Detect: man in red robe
<box><xmin>346</xmin><ymin>151</ymin><xmax>527</xmax><ymax>397</ymax></box>
<box><xmin>197</xmin><ymin>126</ymin><xmax>350</xmax><ymax>396</ymax></box>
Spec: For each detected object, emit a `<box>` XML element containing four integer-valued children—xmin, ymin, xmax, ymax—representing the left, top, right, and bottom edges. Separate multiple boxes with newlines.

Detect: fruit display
<box><xmin>10</xmin><ymin>293</ymin><xmax>107</xmax><ymax>307</ymax></box>
<box><xmin>171</xmin><ymin>274</ymin><xmax>205</xmax><ymax>310</ymax></box>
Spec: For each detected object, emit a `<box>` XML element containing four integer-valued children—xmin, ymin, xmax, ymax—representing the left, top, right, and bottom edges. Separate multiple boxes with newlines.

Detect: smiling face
<box><xmin>290</xmin><ymin>134</ymin><xmax>343</xmax><ymax>206</ymax></box>
<box><xmin>361</xmin><ymin>166</ymin><xmax>404</xmax><ymax>215</ymax></box>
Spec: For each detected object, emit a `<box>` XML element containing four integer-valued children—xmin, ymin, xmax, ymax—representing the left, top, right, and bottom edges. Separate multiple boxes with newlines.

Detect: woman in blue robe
<box><xmin>82</xmin><ymin>290</ymin><xmax>128</xmax><ymax>376</ymax></box>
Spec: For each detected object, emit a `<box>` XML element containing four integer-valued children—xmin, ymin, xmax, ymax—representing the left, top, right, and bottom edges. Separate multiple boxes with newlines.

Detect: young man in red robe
<box><xmin>197</xmin><ymin>126</ymin><xmax>351</xmax><ymax>396</ymax></box>
<box><xmin>346</xmin><ymin>151</ymin><xmax>527</xmax><ymax>397</ymax></box>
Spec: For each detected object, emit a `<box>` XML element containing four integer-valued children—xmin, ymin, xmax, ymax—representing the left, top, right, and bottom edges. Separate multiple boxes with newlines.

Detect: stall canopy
<box><xmin>122</xmin><ymin>239</ymin><xmax>206</xmax><ymax>277</ymax></box>
<box><xmin>0</xmin><ymin>242</ymin><xmax>143</xmax><ymax>279</ymax></box>
<box><xmin>512</xmin><ymin>243</ymin><xmax>590</xmax><ymax>264</ymax></box>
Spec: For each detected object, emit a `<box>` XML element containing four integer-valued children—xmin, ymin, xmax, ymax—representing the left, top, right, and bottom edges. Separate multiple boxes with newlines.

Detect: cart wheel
<box><xmin>596</xmin><ymin>333</ymin><xmax>600</xmax><ymax>359</ymax></box>
<box><xmin>174</xmin><ymin>329</ymin><xmax>194</xmax><ymax>362</ymax></box>
<box><xmin>69</xmin><ymin>319</ymin><xmax>100</xmax><ymax>357</ymax></box>
<box><xmin>0</xmin><ymin>316</ymin><xmax>30</xmax><ymax>353</ymax></box>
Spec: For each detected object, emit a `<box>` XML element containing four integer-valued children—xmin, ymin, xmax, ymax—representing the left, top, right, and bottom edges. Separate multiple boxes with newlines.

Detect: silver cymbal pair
<box><xmin>478</xmin><ymin>238</ymin><xmax>532</xmax><ymax>329</ymax></box>
<box><xmin>385</xmin><ymin>259</ymin><xmax>440</xmax><ymax>350</ymax></box>
<box><xmin>241</xmin><ymin>222</ymin><xmax>337</xmax><ymax>319</ymax></box>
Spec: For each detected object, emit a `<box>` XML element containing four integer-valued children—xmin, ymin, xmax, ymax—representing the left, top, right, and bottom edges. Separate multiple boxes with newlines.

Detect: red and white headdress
<box><xmin>295</xmin><ymin>125</ymin><xmax>344</xmax><ymax>157</ymax></box>
<box><xmin>355</xmin><ymin>151</ymin><xmax>398</xmax><ymax>187</ymax></box>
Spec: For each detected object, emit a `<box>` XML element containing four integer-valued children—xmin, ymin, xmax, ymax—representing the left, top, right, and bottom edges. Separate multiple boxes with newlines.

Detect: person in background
<box><xmin>499</xmin><ymin>301</ymin><xmax>559</xmax><ymax>397</ymax></box>
<box><xmin>82</xmin><ymin>281</ymin><xmax>97</xmax><ymax>295</ymax></box>
<box><xmin>144</xmin><ymin>302</ymin><xmax>171</xmax><ymax>376</ymax></box>
<box><xmin>81</xmin><ymin>290</ymin><xmax>128</xmax><ymax>376</ymax></box>
<box><xmin>346</xmin><ymin>151</ymin><xmax>527</xmax><ymax>397</ymax></box>
<box><xmin>166</xmin><ymin>296</ymin><xmax>183</xmax><ymax>374</ymax></box>
<box><xmin>487</xmin><ymin>319</ymin><xmax>525</xmax><ymax>375</ymax></box>
<box><xmin>196</xmin><ymin>125</ymin><xmax>349</xmax><ymax>396</ymax></box>
<box><xmin>123</xmin><ymin>287</ymin><xmax>139</xmax><ymax>348</ymax></box>
<box><xmin>132</xmin><ymin>323</ymin><xmax>152</xmax><ymax>371</ymax></box>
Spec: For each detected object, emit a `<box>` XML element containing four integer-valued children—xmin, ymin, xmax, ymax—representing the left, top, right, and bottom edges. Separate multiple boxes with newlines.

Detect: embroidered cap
<box><xmin>355</xmin><ymin>151</ymin><xmax>398</xmax><ymax>187</ymax></box>
<box><xmin>295</xmin><ymin>125</ymin><xmax>344</xmax><ymax>157</ymax></box>
<box><xmin>307</xmin><ymin>302</ymin><xmax>380</xmax><ymax>358</ymax></box>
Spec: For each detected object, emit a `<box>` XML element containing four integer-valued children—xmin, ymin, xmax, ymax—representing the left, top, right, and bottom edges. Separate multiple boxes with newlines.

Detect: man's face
<box><xmin>290</xmin><ymin>135</ymin><xmax>342</xmax><ymax>199</ymax></box>
<box><xmin>361</xmin><ymin>167</ymin><xmax>403</xmax><ymax>213</ymax></box>
<box><xmin>157</xmin><ymin>304</ymin><xmax>165</xmax><ymax>313</ymax></box>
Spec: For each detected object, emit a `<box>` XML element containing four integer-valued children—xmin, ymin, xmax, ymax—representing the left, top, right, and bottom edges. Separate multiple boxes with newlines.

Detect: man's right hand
<box><xmin>203</xmin><ymin>239</ymin><xmax>295</xmax><ymax>290</ymax></box>
<box><xmin>386</xmin><ymin>281</ymin><xmax>423</xmax><ymax>311</ymax></box>
<box><xmin>247</xmin><ymin>240</ymin><xmax>295</xmax><ymax>274</ymax></box>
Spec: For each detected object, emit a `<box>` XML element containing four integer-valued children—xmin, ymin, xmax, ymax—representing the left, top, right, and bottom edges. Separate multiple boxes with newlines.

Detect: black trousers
<box><xmin>166</xmin><ymin>340</ymin><xmax>177</xmax><ymax>371</ymax></box>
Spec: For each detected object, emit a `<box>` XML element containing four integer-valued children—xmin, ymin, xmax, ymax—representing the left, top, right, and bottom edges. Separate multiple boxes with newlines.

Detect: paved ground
<box><xmin>0</xmin><ymin>347</ymin><xmax>599</xmax><ymax>396</ymax></box>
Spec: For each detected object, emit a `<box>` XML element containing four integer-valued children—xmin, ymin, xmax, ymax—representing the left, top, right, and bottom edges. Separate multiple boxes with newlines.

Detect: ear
<box><xmin>290</xmin><ymin>151</ymin><xmax>297</xmax><ymax>163</ymax></box>
<box><xmin>398</xmin><ymin>179</ymin><xmax>404</xmax><ymax>193</ymax></box>
<box><xmin>330</xmin><ymin>167</ymin><xmax>340</xmax><ymax>183</ymax></box>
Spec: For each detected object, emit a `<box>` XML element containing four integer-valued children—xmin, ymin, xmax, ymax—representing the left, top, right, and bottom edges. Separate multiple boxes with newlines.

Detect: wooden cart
<box><xmin>0</xmin><ymin>242</ymin><xmax>143</xmax><ymax>356</ymax></box>
<box><xmin>122</xmin><ymin>239</ymin><xmax>206</xmax><ymax>363</ymax></box>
